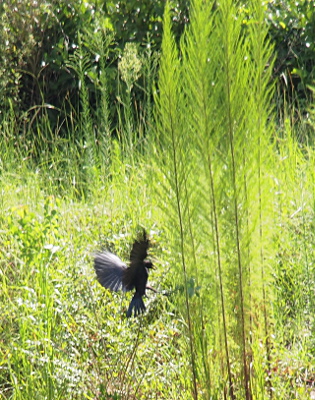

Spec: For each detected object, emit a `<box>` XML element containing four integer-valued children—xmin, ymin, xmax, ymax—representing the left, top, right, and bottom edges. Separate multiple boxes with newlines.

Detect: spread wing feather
<box><xmin>122</xmin><ymin>229</ymin><xmax>150</xmax><ymax>289</ymax></box>
<box><xmin>130</xmin><ymin>229</ymin><xmax>149</xmax><ymax>265</ymax></box>
<box><xmin>94</xmin><ymin>251</ymin><xmax>132</xmax><ymax>292</ymax></box>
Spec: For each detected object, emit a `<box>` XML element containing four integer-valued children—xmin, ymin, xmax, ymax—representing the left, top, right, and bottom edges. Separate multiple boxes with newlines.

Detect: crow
<box><xmin>94</xmin><ymin>229</ymin><xmax>154</xmax><ymax>317</ymax></box>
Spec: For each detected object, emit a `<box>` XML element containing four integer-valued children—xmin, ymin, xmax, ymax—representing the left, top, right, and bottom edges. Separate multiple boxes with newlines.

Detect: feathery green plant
<box><xmin>153</xmin><ymin>3</ymin><xmax>199</xmax><ymax>398</ymax></box>
<box><xmin>153</xmin><ymin>0</ymin><xmax>277</xmax><ymax>398</ymax></box>
<box><xmin>66</xmin><ymin>32</ymin><xmax>96</xmax><ymax>198</ymax></box>
<box><xmin>180</xmin><ymin>0</ymin><xmax>236</xmax><ymax>396</ymax></box>
<box><xmin>83</xmin><ymin>26</ymin><xmax>114</xmax><ymax>173</ymax></box>
<box><xmin>117</xmin><ymin>42</ymin><xmax>143</xmax><ymax>161</ymax></box>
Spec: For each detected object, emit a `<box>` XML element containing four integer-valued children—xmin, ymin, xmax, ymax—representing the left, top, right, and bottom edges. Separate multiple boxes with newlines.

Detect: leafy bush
<box><xmin>0</xmin><ymin>0</ymin><xmax>189</xmax><ymax>139</ymax></box>
<box><xmin>1</xmin><ymin>0</ymin><xmax>315</xmax><ymax>152</ymax></box>
<box><xmin>266</xmin><ymin>0</ymin><xmax>315</xmax><ymax>112</ymax></box>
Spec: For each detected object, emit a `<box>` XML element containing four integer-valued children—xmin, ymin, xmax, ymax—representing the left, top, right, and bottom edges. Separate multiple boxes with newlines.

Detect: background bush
<box><xmin>1</xmin><ymin>0</ymin><xmax>315</xmax><ymax>147</ymax></box>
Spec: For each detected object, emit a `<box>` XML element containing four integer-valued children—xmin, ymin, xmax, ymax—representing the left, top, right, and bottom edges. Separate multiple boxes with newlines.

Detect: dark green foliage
<box><xmin>266</xmin><ymin>0</ymin><xmax>315</xmax><ymax>113</ymax></box>
<box><xmin>1</xmin><ymin>0</ymin><xmax>314</xmax><ymax>151</ymax></box>
<box><xmin>100</xmin><ymin>0</ymin><xmax>189</xmax><ymax>47</ymax></box>
<box><xmin>0</xmin><ymin>0</ymin><xmax>189</xmax><ymax>149</ymax></box>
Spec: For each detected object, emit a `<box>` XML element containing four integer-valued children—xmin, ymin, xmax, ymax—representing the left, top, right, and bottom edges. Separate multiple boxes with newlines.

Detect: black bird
<box><xmin>94</xmin><ymin>229</ymin><xmax>154</xmax><ymax>317</ymax></box>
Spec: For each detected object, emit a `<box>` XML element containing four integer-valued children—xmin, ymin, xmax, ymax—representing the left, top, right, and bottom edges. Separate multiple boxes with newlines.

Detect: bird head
<box><xmin>144</xmin><ymin>260</ymin><xmax>154</xmax><ymax>269</ymax></box>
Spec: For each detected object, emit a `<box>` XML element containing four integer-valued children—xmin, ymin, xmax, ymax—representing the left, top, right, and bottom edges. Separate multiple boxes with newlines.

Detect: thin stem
<box><xmin>169</xmin><ymin>110</ymin><xmax>198</xmax><ymax>400</ymax></box>
<box><xmin>207</xmin><ymin>152</ymin><xmax>236</xmax><ymax>400</ymax></box>
<box><xmin>224</xmin><ymin>6</ymin><xmax>251</xmax><ymax>399</ymax></box>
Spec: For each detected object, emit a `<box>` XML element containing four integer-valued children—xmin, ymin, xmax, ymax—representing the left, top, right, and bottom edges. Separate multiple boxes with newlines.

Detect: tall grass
<box><xmin>153</xmin><ymin>3</ymin><xmax>199</xmax><ymax>397</ymax></box>
<box><xmin>152</xmin><ymin>0</ymin><xmax>298</xmax><ymax>398</ymax></box>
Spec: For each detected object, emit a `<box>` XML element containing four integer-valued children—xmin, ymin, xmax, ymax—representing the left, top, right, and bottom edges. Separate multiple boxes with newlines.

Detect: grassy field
<box><xmin>0</xmin><ymin>165</ymin><xmax>185</xmax><ymax>399</ymax></box>
<box><xmin>1</xmin><ymin>0</ymin><xmax>315</xmax><ymax>399</ymax></box>
<box><xmin>1</xmin><ymin>122</ymin><xmax>315</xmax><ymax>400</ymax></box>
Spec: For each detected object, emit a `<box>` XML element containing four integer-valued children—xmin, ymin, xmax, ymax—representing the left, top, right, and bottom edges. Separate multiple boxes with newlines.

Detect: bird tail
<box><xmin>126</xmin><ymin>294</ymin><xmax>146</xmax><ymax>318</ymax></box>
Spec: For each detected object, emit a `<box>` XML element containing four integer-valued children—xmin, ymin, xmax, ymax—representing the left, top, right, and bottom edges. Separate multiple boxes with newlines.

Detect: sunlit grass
<box><xmin>1</xmin><ymin>120</ymin><xmax>315</xmax><ymax>399</ymax></box>
<box><xmin>0</xmin><ymin>168</ymin><xmax>188</xmax><ymax>400</ymax></box>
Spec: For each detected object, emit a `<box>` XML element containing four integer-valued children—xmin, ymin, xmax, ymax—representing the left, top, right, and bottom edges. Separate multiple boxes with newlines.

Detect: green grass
<box><xmin>1</xmin><ymin>124</ymin><xmax>315</xmax><ymax>399</ymax></box>
<box><xmin>0</xmin><ymin>169</ymin><xmax>187</xmax><ymax>400</ymax></box>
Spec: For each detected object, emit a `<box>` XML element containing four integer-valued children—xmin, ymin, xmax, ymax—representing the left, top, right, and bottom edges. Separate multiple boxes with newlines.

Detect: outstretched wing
<box><xmin>122</xmin><ymin>229</ymin><xmax>150</xmax><ymax>290</ymax></box>
<box><xmin>130</xmin><ymin>229</ymin><xmax>149</xmax><ymax>265</ymax></box>
<box><xmin>94</xmin><ymin>251</ymin><xmax>131</xmax><ymax>292</ymax></box>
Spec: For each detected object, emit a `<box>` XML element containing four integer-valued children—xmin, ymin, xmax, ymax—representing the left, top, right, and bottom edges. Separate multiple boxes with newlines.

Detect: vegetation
<box><xmin>1</xmin><ymin>0</ymin><xmax>315</xmax><ymax>399</ymax></box>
